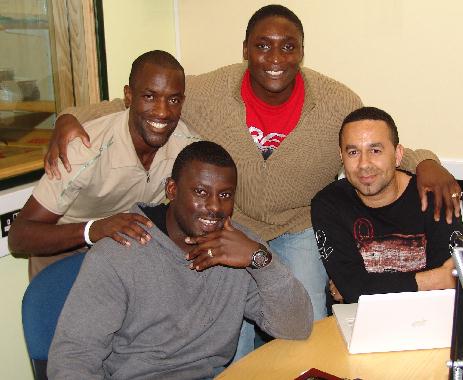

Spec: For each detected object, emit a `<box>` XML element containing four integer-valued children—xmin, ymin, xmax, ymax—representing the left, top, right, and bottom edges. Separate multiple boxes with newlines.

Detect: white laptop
<box><xmin>332</xmin><ymin>289</ymin><xmax>455</xmax><ymax>354</ymax></box>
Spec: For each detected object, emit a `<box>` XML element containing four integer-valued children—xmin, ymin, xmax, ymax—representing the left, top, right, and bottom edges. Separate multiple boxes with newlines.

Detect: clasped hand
<box><xmin>184</xmin><ymin>218</ymin><xmax>260</xmax><ymax>271</ymax></box>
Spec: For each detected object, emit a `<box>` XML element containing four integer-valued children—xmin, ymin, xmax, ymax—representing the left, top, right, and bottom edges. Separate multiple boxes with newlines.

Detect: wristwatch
<box><xmin>250</xmin><ymin>244</ymin><xmax>272</xmax><ymax>269</ymax></box>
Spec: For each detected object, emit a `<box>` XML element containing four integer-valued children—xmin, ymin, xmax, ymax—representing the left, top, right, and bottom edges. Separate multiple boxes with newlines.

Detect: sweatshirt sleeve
<box><xmin>243</xmin><ymin>254</ymin><xmax>313</xmax><ymax>340</ymax></box>
<box><xmin>399</xmin><ymin>148</ymin><xmax>439</xmax><ymax>174</ymax></box>
<box><xmin>424</xmin><ymin>195</ymin><xmax>463</xmax><ymax>268</ymax></box>
<box><xmin>59</xmin><ymin>98</ymin><xmax>126</xmax><ymax>124</ymax></box>
<box><xmin>311</xmin><ymin>193</ymin><xmax>418</xmax><ymax>304</ymax></box>
<box><xmin>47</xmin><ymin>252</ymin><xmax>128</xmax><ymax>379</ymax></box>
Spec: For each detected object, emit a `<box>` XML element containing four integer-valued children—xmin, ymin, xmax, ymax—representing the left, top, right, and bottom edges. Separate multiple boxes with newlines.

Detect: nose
<box><xmin>268</xmin><ymin>48</ymin><xmax>282</xmax><ymax>64</ymax></box>
<box><xmin>205</xmin><ymin>195</ymin><xmax>220</xmax><ymax>214</ymax></box>
<box><xmin>151</xmin><ymin>98</ymin><xmax>168</xmax><ymax>119</ymax></box>
<box><xmin>358</xmin><ymin>152</ymin><xmax>370</xmax><ymax>169</ymax></box>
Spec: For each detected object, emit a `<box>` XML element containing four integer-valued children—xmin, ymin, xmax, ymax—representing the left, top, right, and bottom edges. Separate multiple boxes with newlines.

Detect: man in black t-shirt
<box><xmin>311</xmin><ymin>107</ymin><xmax>463</xmax><ymax>306</ymax></box>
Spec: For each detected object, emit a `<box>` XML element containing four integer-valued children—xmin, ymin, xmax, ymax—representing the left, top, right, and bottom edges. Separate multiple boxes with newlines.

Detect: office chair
<box><xmin>22</xmin><ymin>253</ymin><xmax>85</xmax><ymax>380</ymax></box>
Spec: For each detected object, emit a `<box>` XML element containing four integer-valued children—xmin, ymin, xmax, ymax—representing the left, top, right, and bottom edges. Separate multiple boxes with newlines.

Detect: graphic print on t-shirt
<box><xmin>248</xmin><ymin>126</ymin><xmax>286</xmax><ymax>156</ymax></box>
<box><xmin>353</xmin><ymin>218</ymin><xmax>427</xmax><ymax>273</ymax></box>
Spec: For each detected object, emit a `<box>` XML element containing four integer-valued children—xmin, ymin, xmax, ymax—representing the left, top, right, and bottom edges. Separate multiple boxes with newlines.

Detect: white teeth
<box><xmin>147</xmin><ymin>120</ymin><xmax>167</xmax><ymax>129</ymax></box>
<box><xmin>266</xmin><ymin>70</ymin><xmax>284</xmax><ymax>76</ymax></box>
<box><xmin>199</xmin><ymin>218</ymin><xmax>218</xmax><ymax>226</ymax></box>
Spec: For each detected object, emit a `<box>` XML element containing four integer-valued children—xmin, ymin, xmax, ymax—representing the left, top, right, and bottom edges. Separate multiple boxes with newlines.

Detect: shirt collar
<box><xmin>110</xmin><ymin>109</ymin><xmax>177</xmax><ymax>170</ymax></box>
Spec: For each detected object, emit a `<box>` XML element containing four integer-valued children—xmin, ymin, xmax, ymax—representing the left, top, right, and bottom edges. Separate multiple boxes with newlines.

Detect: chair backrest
<box><xmin>22</xmin><ymin>253</ymin><xmax>85</xmax><ymax>379</ymax></box>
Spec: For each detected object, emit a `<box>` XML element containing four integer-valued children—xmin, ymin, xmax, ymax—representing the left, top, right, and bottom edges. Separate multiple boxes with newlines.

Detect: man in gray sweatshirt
<box><xmin>48</xmin><ymin>141</ymin><xmax>313</xmax><ymax>380</ymax></box>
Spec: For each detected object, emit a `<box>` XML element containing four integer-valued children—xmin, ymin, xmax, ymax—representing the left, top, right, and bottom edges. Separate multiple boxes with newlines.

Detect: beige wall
<box><xmin>178</xmin><ymin>0</ymin><xmax>463</xmax><ymax>159</ymax></box>
<box><xmin>102</xmin><ymin>0</ymin><xmax>177</xmax><ymax>99</ymax></box>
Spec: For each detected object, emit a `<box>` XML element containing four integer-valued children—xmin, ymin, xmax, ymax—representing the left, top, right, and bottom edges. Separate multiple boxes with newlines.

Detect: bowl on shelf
<box><xmin>17</xmin><ymin>80</ymin><xmax>40</xmax><ymax>101</ymax></box>
<box><xmin>0</xmin><ymin>80</ymin><xmax>23</xmax><ymax>102</ymax></box>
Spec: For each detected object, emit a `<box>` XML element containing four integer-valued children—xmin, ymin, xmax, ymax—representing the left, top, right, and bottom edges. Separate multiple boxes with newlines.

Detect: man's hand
<box><xmin>184</xmin><ymin>218</ymin><xmax>260</xmax><ymax>271</ymax></box>
<box><xmin>329</xmin><ymin>280</ymin><xmax>344</xmax><ymax>302</ymax></box>
<box><xmin>89</xmin><ymin>213</ymin><xmax>154</xmax><ymax>246</ymax></box>
<box><xmin>416</xmin><ymin>257</ymin><xmax>456</xmax><ymax>291</ymax></box>
<box><xmin>416</xmin><ymin>159</ymin><xmax>461</xmax><ymax>223</ymax></box>
<box><xmin>45</xmin><ymin>114</ymin><xmax>90</xmax><ymax>180</ymax></box>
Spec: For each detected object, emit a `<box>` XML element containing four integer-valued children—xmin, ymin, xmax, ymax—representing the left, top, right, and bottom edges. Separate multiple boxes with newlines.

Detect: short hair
<box><xmin>171</xmin><ymin>141</ymin><xmax>237</xmax><ymax>182</ymax></box>
<box><xmin>245</xmin><ymin>4</ymin><xmax>304</xmax><ymax>43</ymax></box>
<box><xmin>129</xmin><ymin>50</ymin><xmax>184</xmax><ymax>88</ymax></box>
<box><xmin>339</xmin><ymin>107</ymin><xmax>400</xmax><ymax>148</ymax></box>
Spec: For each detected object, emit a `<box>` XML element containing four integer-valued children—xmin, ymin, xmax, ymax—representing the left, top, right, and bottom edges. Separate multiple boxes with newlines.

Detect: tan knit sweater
<box><xmin>63</xmin><ymin>63</ymin><xmax>437</xmax><ymax>241</ymax></box>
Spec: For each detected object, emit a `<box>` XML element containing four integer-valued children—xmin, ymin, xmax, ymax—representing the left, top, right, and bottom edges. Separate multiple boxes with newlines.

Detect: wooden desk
<box><xmin>217</xmin><ymin>317</ymin><xmax>450</xmax><ymax>380</ymax></box>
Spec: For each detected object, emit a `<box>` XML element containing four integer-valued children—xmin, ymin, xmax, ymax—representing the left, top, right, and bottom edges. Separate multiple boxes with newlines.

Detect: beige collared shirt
<box><xmin>31</xmin><ymin>109</ymin><xmax>199</xmax><ymax>277</ymax></box>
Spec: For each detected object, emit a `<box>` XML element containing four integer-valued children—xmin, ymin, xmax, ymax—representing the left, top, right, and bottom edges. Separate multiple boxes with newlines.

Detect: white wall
<box><xmin>178</xmin><ymin>0</ymin><xmax>463</xmax><ymax>160</ymax></box>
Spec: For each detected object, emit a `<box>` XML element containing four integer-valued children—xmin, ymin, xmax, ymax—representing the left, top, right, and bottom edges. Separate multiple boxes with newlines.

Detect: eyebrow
<box><xmin>256</xmin><ymin>35</ymin><xmax>299</xmax><ymax>41</ymax></box>
<box><xmin>344</xmin><ymin>142</ymin><xmax>384</xmax><ymax>150</ymax></box>
<box><xmin>141</xmin><ymin>88</ymin><xmax>184</xmax><ymax>96</ymax></box>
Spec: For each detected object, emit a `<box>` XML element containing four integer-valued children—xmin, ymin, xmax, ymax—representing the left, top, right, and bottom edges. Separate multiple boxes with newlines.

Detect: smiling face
<box><xmin>125</xmin><ymin>62</ymin><xmax>185</xmax><ymax>154</ymax></box>
<box><xmin>166</xmin><ymin>160</ymin><xmax>237</xmax><ymax>247</ymax></box>
<box><xmin>243</xmin><ymin>15</ymin><xmax>304</xmax><ymax>105</ymax></box>
<box><xmin>340</xmin><ymin>119</ymin><xmax>404</xmax><ymax>206</ymax></box>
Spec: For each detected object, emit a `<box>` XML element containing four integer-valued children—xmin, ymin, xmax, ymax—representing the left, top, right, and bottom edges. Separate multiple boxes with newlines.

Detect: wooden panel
<box><xmin>67</xmin><ymin>0</ymin><xmax>88</xmax><ymax>106</ymax></box>
<box><xmin>67</xmin><ymin>0</ymin><xmax>100</xmax><ymax>107</ymax></box>
<box><xmin>47</xmin><ymin>0</ymin><xmax>100</xmax><ymax>111</ymax></box>
<box><xmin>48</xmin><ymin>0</ymin><xmax>74</xmax><ymax>113</ymax></box>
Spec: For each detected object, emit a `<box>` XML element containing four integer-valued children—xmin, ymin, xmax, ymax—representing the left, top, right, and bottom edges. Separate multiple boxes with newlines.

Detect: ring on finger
<box><xmin>207</xmin><ymin>248</ymin><xmax>213</xmax><ymax>258</ymax></box>
<box><xmin>451</xmin><ymin>192</ymin><xmax>462</xmax><ymax>199</ymax></box>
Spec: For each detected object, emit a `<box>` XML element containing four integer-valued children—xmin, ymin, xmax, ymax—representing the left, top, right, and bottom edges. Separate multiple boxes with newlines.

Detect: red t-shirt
<box><xmin>241</xmin><ymin>69</ymin><xmax>304</xmax><ymax>159</ymax></box>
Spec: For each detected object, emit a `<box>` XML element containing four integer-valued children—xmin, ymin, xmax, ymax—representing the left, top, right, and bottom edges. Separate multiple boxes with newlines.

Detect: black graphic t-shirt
<box><xmin>311</xmin><ymin>175</ymin><xmax>463</xmax><ymax>304</ymax></box>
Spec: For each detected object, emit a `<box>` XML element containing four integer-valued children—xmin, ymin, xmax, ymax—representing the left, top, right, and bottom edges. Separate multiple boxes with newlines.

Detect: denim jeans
<box><xmin>231</xmin><ymin>318</ymin><xmax>255</xmax><ymax>362</ymax></box>
<box><xmin>268</xmin><ymin>227</ymin><xmax>328</xmax><ymax>321</ymax></box>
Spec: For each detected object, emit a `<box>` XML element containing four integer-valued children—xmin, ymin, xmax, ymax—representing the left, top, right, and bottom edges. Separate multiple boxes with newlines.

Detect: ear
<box><xmin>123</xmin><ymin>85</ymin><xmax>132</xmax><ymax>108</ymax></box>
<box><xmin>338</xmin><ymin>147</ymin><xmax>343</xmax><ymax>163</ymax></box>
<box><xmin>395</xmin><ymin>144</ymin><xmax>404</xmax><ymax>167</ymax></box>
<box><xmin>165</xmin><ymin>178</ymin><xmax>177</xmax><ymax>201</ymax></box>
<box><xmin>243</xmin><ymin>40</ymin><xmax>248</xmax><ymax>61</ymax></box>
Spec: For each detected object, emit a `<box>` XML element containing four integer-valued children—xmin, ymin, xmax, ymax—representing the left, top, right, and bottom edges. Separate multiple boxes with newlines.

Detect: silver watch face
<box><xmin>252</xmin><ymin>249</ymin><xmax>270</xmax><ymax>268</ymax></box>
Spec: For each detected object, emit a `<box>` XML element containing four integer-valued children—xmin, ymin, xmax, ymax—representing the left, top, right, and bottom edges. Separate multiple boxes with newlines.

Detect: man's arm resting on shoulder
<box><xmin>8</xmin><ymin>196</ymin><xmax>86</xmax><ymax>256</ymax></box>
<box><xmin>415</xmin><ymin>201</ymin><xmax>463</xmax><ymax>291</ymax></box>
<box><xmin>400</xmin><ymin>148</ymin><xmax>461</xmax><ymax>222</ymax></box>
<box><xmin>8</xmin><ymin>196</ymin><xmax>154</xmax><ymax>256</ymax></box>
<box><xmin>59</xmin><ymin>99</ymin><xmax>126</xmax><ymax>125</ymax></box>
<box><xmin>48</xmin><ymin>252</ymin><xmax>126</xmax><ymax>379</ymax></box>
<box><xmin>45</xmin><ymin>99</ymin><xmax>126</xmax><ymax>178</ymax></box>
<box><xmin>245</xmin><ymin>256</ymin><xmax>313</xmax><ymax>340</ymax></box>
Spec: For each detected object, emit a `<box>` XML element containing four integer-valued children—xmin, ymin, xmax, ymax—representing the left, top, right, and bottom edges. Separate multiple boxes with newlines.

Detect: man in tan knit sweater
<box><xmin>43</xmin><ymin>4</ymin><xmax>461</xmax><ymax>355</ymax></box>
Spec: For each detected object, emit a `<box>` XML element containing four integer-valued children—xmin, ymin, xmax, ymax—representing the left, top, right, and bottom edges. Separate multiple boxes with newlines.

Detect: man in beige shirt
<box><xmin>9</xmin><ymin>50</ymin><xmax>198</xmax><ymax>279</ymax></box>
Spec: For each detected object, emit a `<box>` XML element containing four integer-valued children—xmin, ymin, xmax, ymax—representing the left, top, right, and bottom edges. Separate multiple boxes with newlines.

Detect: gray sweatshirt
<box><xmin>48</xmin><ymin>204</ymin><xmax>313</xmax><ymax>380</ymax></box>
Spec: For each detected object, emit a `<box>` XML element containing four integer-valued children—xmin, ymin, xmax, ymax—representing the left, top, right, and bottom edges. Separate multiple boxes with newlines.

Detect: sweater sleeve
<box><xmin>424</xmin><ymin>195</ymin><xmax>463</xmax><ymax>268</ymax></box>
<box><xmin>311</xmin><ymin>193</ymin><xmax>418</xmax><ymax>304</ymax></box>
<box><xmin>399</xmin><ymin>148</ymin><xmax>440</xmax><ymax>174</ymax></box>
<box><xmin>47</xmin><ymin>252</ymin><xmax>128</xmax><ymax>379</ymax></box>
<box><xmin>243</xmin><ymin>254</ymin><xmax>313</xmax><ymax>340</ymax></box>
<box><xmin>59</xmin><ymin>98</ymin><xmax>126</xmax><ymax>124</ymax></box>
